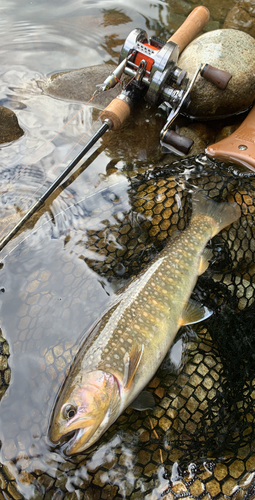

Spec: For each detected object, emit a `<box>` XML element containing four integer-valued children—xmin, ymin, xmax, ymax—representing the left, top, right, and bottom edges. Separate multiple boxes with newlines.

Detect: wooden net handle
<box><xmin>207</xmin><ymin>105</ymin><xmax>255</xmax><ymax>171</ymax></box>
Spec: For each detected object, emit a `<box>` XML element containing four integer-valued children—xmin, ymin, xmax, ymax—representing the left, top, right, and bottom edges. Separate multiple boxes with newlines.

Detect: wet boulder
<box><xmin>178</xmin><ymin>29</ymin><xmax>255</xmax><ymax>119</ymax></box>
<box><xmin>0</xmin><ymin>106</ymin><xmax>23</xmax><ymax>144</ymax></box>
<box><xmin>41</xmin><ymin>64</ymin><xmax>121</xmax><ymax>109</ymax></box>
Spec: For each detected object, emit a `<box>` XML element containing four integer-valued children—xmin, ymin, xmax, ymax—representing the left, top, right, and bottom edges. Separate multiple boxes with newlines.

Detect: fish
<box><xmin>48</xmin><ymin>192</ymin><xmax>241</xmax><ymax>455</ymax></box>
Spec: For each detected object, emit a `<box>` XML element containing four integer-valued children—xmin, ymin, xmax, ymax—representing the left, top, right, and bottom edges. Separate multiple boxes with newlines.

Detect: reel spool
<box><xmin>118</xmin><ymin>29</ymin><xmax>186</xmax><ymax>106</ymax></box>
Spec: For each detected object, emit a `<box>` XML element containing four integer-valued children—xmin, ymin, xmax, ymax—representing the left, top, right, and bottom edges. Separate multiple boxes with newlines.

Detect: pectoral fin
<box><xmin>130</xmin><ymin>391</ymin><xmax>155</xmax><ymax>411</ymax></box>
<box><xmin>123</xmin><ymin>344</ymin><xmax>144</xmax><ymax>389</ymax></box>
<box><xmin>179</xmin><ymin>299</ymin><xmax>212</xmax><ymax>326</ymax></box>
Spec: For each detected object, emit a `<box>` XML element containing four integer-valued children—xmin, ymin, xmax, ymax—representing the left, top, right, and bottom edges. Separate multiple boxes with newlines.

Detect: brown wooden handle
<box><xmin>168</xmin><ymin>6</ymin><xmax>210</xmax><ymax>54</ymax></box>
<box><xmin>100</xmin><ymin>98</ymin><xmax>131</xmax><ymax>130</ymax></box>
<box><xmin>206</xmin><ymin>105</ymin><xmax>255</xmax><ymax>171</ymax></box>
<box><xmin>163</xmin><ymin>130</ymin><xmax>194</xmax><ymax>155</ymax></box>
<box><xmin>201</xmin><ymin>64</ymin><xmax>232</xmax><ymax>90</ymax></box>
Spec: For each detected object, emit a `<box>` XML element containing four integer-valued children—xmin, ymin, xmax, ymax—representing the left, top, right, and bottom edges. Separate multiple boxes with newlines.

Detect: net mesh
<box><xmin>1</xmin><ymin>155</ymin><xmax>255</xmax><ymax>499</ymax></box>
<box><xmin>85</xmin><ymin>155</ymin><xmax>255</xmax><ymax>311</ymax></box>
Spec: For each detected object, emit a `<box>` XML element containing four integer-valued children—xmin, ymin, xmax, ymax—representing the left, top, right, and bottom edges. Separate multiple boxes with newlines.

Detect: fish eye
<box><xmin>62</xmin><ymin>404</ymin><xmax>77</xmax><ymax>420</ymax></box>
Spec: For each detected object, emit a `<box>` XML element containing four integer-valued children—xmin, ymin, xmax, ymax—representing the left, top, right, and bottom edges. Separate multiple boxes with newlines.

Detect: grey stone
<box><xmin>0</xmin><ymin>106</ymin><xmax>23</xmax><ymax>144</ymax></box>
<box><xmin>178</xmin><ymin>29</ymin><xmax>255</xmax><ymax>119</ymax></box>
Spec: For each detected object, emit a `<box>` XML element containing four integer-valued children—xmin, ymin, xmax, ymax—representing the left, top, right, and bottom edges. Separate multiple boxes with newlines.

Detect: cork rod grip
<box><xmin>168</xmin><ymin>6</ymin><xmax>210</xmax><ymax>54</ymax></box>
<box><xmin>100</xmin><ymin>98</ymin><xmax>131</xmax><ymax>131</ymax></box>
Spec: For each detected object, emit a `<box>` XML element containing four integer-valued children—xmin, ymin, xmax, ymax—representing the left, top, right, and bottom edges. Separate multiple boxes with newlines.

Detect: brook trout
<box><xmin>49</xmin><ymin>193</ymin><xmax>240</xmax><ymax>455</ymax></box>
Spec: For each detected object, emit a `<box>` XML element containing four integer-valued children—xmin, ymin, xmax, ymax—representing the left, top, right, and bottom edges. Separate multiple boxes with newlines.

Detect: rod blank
<box><xmin>0</xmin><ymin>122</ymin><xmax>109</xmax><ymax>252</ymax></box>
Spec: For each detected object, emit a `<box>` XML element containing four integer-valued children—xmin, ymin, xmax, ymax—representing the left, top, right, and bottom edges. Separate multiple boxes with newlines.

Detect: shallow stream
<box><xmin>1</xmin><ymin>1</ymin><xmax>255</xmax><ymax>499</ymax></box>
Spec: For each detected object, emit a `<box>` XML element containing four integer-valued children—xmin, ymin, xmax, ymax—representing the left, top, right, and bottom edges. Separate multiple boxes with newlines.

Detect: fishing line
<box><xmin>0</xmin><ymin>115</ymin><xmax>101</xmax><ymax>240</ymax></box>
<box><xmin>1</xmin><ymin>177</ymin><xmax>128</xmax><ymax>262</ymax></box>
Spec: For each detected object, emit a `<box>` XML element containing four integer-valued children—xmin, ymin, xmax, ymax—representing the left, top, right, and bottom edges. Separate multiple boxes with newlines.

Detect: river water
<box><xmin>0</xmin><ymin>1</ymin><xmax>253</xmax><ymax>499</ymax></box>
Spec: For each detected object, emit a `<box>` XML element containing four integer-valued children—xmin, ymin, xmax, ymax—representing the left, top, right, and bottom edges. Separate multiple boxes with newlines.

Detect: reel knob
<box><xmin>161</xmin><ymin>129</ymin><xmax>194</xmax><ymax>156</ymax></box>
<box><xmin>201</xmin><ymin>64</ymin><xmax>232</xmax><ymax>90</ymax></box>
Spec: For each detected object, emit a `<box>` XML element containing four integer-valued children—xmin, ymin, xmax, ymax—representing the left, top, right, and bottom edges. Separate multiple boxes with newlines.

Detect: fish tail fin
<box><xmin>192</xmin><ymin>191</ymin><xmax>241</xmax><ymax>236</ymax></box>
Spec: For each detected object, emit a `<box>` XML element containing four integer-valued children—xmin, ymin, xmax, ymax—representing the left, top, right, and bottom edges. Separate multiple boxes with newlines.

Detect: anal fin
<box><xmin>179</xmin><ymin>299</ymin><xmax>212</xmax><ymax>326</ymax></box>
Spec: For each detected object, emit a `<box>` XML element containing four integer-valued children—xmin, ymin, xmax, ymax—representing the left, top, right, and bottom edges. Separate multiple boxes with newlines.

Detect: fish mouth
<box><xmin>49</xmin><ymin>415</ymin><xmax>93</xmax><ymax>444</ymax></box>
<box><xmin>65</xmin><ymin>426</ymin><xmax>95</xmax><ymax>455</ymax></box>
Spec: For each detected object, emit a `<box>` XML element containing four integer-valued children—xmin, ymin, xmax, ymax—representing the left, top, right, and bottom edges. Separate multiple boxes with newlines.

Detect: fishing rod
<box><xmin>0</xmin><ymin>6</ymin><xmax>232</xmax><ymax>252</ymax></box>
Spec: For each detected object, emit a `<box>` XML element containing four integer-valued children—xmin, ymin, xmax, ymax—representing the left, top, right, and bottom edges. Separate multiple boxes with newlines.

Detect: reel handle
<box><xmin>206</xmin><ymin>105</ymin><xmax>255</xmax><ymax>171</ymax></box>
<box><xmin>169</xmin><ymin>6</ymin><xmax>210</xmax><ymax>54</ymax></box>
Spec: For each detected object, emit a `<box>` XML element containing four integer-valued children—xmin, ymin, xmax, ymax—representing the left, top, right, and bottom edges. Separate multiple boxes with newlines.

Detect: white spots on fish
<box><xmin>158</xmin><ymin>310</ymin><xmax>167</xmax><ymax>319</ymax></box>
<box><xmin>141</xmin><ymin>310</ymin><xmax>149</xmax><ymax>318</ymax></box>
<box><xmin>150</xmin><ymin>298</ymin><xmax>160</xmax><ymax>308</ymax></box>
<box><xmin>133</xmin><ymin>323</ymin><xmax>141</xmax><ymax>331</ymax></box>
<box><xmin>188</xmin><ymin>234</ymin><xmax>197</xmax><ymax>244</ymax></box>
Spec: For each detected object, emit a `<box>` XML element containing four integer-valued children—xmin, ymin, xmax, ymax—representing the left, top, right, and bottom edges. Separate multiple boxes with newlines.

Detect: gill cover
<box><xmin>49</xmin><ymin>370</ymin><xmax>120</xmax><ymax>454</ymax></box>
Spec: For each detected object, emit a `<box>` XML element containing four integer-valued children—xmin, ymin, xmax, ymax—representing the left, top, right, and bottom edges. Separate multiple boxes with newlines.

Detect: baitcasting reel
<box><xmin>98</xmin><ymin>9</ymin><xmax>232</xmax><ymax>156</ymax></box>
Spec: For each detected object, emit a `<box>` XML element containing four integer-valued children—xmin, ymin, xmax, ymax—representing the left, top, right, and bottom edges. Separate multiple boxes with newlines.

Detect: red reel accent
<box><xmin>133</xmin><ymin>43</ymin><xmax>158</xmax><ymax>72</ymax></box>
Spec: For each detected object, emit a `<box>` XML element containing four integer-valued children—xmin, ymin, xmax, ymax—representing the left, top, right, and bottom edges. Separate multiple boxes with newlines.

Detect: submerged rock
<box><xmin>224</xmin><ymin>0</ymin><xmax>255</xmax><ymax>38</ymax></box>
<box><xmin>178</xmin><ymin>29</ymin><xmax>255</xmax><ymax>119</ymax></box>
<box><xmin>0</xmin><ymin>106</ymin><xmax>23</xmax><ymax>144</ymax></box>
<box><xmin>41</xmin><ymin>64</ymin><xmax>121</xmax><ymax>108</ymax></box>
